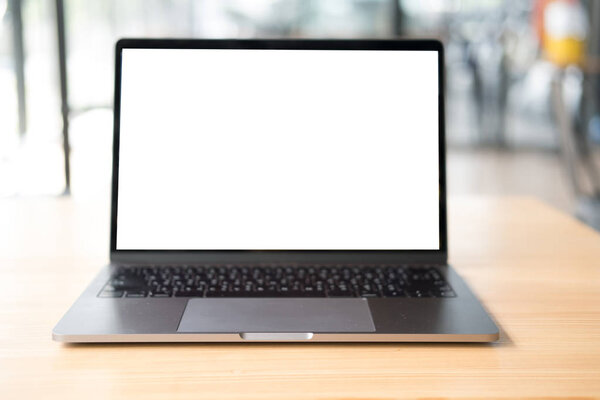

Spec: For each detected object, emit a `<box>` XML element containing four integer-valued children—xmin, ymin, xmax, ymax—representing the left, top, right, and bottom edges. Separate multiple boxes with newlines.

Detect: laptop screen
<box><xmin>116</xmin><ymin>47</ymin><xmax>439</xmax><ymax>250</ymax></box>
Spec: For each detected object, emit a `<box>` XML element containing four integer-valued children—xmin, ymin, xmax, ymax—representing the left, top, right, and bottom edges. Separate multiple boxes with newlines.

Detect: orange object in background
<box><xmin>533</xmin><ymin>0</ymin><xmax>587</xmax><ymax>67</ymax></box>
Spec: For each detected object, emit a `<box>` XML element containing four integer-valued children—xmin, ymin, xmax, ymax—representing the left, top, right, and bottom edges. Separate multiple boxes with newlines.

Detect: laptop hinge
<box><xmin>110</xmin><ymin>251</ymin><xmax>448</xmax><ymax>266</ymax></box>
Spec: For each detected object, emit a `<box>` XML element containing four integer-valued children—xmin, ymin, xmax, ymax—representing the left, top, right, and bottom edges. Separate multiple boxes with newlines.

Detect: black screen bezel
<box><xmin>110</xmin><ymin>38</ymin><xmax>447</xmax><ymax>265</ymax></box>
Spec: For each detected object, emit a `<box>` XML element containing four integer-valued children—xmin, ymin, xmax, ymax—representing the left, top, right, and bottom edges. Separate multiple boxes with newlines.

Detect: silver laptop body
<box><xmin>53</xmin><ymin>39</ymin><xmax>499</xmax><ymax>342</ymax></box>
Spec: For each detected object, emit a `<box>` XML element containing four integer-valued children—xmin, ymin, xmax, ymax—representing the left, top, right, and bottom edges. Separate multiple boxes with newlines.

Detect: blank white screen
<box><xmin>117</xmin><ymin>48</ymin><xmax>439</xmax><ymax>250</ymax></box>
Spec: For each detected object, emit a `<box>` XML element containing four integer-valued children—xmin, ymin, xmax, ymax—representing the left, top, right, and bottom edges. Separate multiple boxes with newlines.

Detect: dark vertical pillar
<box><xmin>391</xmin><ymin>0</ymin><xmax>403</xmax><ymax>37</ymax></box>
<box><xmin>55</xmin><ymin>0</ymin><xmax>71</xmax><ymax>194</ymax></box>
<box><xmin>9</xmin><ymin>0</ymin><xmax>26</xmax><ymax>136</ymax></box>
<box><xmin>584</xmin><ymin>0</ymin><xmax>600</xmax><ymax>126</ymax></box>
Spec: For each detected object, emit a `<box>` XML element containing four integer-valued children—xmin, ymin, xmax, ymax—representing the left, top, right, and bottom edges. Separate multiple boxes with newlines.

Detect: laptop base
<box><xmin>53</xmin><ymin>264</ymin><xmax>499</xmax><ymax>343</ymax></box>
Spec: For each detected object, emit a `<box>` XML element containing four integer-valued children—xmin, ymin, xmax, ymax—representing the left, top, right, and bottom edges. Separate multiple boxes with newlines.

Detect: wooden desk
<box><xmin>1</xmin><ymin>196</ymin><xmax>600</xmax><ymax>399</ymax></box>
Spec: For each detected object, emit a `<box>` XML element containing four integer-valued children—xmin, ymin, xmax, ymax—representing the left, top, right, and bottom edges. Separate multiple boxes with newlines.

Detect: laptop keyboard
<box><xmin>98</xmin><ymin>265</ymin><xmax>456</xmax><ymax>299</ymax></box>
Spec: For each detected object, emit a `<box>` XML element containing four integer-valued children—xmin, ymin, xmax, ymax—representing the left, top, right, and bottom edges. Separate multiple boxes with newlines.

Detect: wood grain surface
<box><xmin>1</xmin><ymin>196</ymin><xmax>599</xmax><ymax>399</ymax></box>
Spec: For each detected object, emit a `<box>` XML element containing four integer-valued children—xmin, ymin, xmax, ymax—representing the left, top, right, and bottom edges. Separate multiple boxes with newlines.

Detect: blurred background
<box><xmin>1</xmin><ymin>0</ymin><xmax>600</xmax><ymax>228</ymax></box>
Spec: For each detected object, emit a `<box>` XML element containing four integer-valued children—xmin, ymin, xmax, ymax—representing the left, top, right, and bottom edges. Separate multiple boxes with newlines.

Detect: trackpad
<box><xmin>177</xmin><ymin>298</ymin><xmax>375</xmax><ymax>333</ymax></box>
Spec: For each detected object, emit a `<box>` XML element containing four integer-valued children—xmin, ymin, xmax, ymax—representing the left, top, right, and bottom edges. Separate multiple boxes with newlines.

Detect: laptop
<box><xmin>53</xmin><ymin>39</ymin><xmax>499</xmax><ymax>342</ymax></box>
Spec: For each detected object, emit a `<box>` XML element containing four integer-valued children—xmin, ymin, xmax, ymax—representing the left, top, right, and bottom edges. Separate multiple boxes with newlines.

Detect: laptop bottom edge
<box><xmin>52</xmin><ymin>332</ymin><xmax>499</xmax><ymax>343</ymax></box>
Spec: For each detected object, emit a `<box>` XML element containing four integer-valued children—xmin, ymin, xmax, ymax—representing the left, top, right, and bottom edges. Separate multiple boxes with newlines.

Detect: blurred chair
<box><xmin>551</xmin><ymin>72</ymin><xmax>600</xmax><ymax>230</ymax></box>
<box><xmin>547</xmin><ymin>0</ymin><xmax>600</xmax><ymax>230</ymax></box>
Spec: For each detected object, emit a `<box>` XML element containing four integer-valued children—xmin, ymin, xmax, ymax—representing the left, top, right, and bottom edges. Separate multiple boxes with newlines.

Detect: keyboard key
<box><xmin>125</xmin><ymin>291</ymin><xmax>146</xmax><ymax>298</ymax></box>
<box><xmin>407</xmin><ymin>289</ymin><xmax>431</xmax><ymax>298</ymax></box>
<box><xmin>327</xmin><ymin>290</ymin><xmax>355</xmax><ymax>297</ymax></box>
<box><xmin>150</xmin><ymin>292</ymin><xmax>171</xmax><ymax>298</ymax></box>
<box><xmin>382</xmin><ymin>285</ymin><xmax>406</xmax><ymax>297</ymax></box>
<box><xmin>174</xmin><ymin>289</ymin><xmax>204</xmax><ymax>297</ymax></box>
<box><xmin>359</xmin><ymin>291</ymin><xmax>380</xmax><ymax>297</ymax></box>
